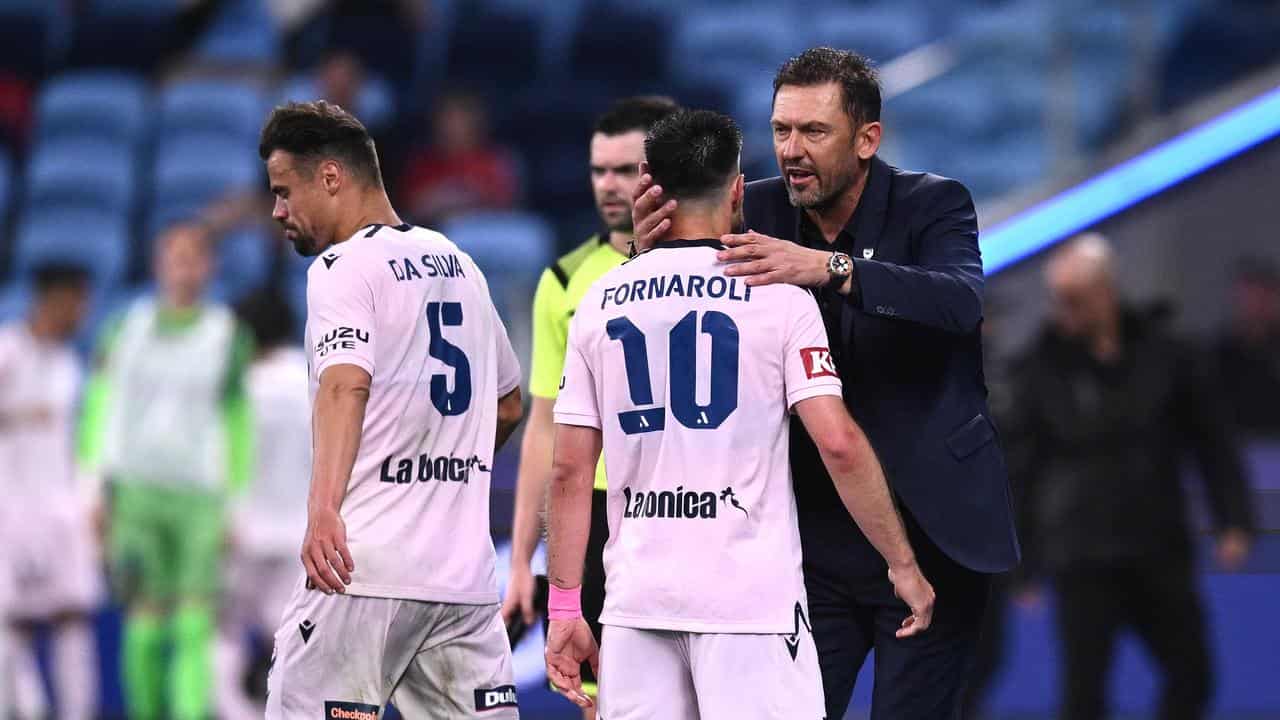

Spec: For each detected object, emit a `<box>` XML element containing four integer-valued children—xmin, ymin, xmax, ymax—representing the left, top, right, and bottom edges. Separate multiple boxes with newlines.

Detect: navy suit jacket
<box><xmin>745</xmin><ymin>156</ymin><xmax>1020</xmax><ymax>573</ymax></box>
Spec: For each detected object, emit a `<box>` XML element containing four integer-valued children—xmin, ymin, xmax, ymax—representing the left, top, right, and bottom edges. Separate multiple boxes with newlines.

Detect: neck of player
<box><xmin>335</xmin><ymin>188</ymin><xmax>404</xmax><ymax>248</ymax></box>
<box><xmin>805</xmin><ymin>162</ymin><xmax>869</xmax><ymax>245</ymax></box>
<box><xmin>656</xmin><ymin>200</ymin><xmax>733</xmax><ymax>249</ymax></box>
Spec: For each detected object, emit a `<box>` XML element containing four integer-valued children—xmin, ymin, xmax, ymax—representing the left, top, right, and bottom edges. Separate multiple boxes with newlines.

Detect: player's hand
<box><xmin>887</xmin><ymin>562</ymin><xmax>935</xmax><ymax>638</ymax></box>
<box><xmin>1215</xmin><ymin>527</ymin><xmax>1251</xmax><ymax>571</ymax></box>
<box><xmin>719</xmin><ymin>231</ymin><xmax>831</xmax><ymax>288</ymax></box>
<box><xmin>301</xmin><ymin>507</ymin><xmax>354</xmax><ymax>594</ymax></box>
<box><xmin>631</xmin><ymin>162</ymin><xmax>677</xmax><ymax>249</ymax></box>
<box><xmin>501</xmin><ymin>563</ymin><xmax>538</xmax><ymax>627</ymax></box>
<box><xmin>545</xmin><ymin>618</ymin><xmax>600</xmax><ymax>709</ymax></box>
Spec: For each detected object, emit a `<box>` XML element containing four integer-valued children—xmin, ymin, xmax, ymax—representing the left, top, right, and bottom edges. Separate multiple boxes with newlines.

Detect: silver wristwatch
<box><xmin>826</xmin><ymin>251</ymin><xmax>853</xmax><ymax>289</ymax></box>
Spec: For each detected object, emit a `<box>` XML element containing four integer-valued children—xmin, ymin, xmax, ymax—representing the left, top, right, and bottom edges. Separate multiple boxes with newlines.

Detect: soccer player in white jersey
<box><xmin>545</xmin><ymin>110</ymin><xmax>935</xmax><ymax>719</ymax></box>
<box><xmin>259</xmin><ymin>101</ymin><xmax>525</xmax><ymax>719</ymax></box>
<box><xmin>0</xmin><ymin>262</ymin><xmax>100</xmax><ymax>720</ymax></box>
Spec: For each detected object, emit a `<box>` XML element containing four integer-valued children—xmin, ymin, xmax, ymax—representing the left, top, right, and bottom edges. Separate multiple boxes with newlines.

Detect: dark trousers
<box><xmin>804</xmin><ymin>509</ymin><xmax>991</xmax><ymax>720</ymax></box>
<box><xmin>1055</xmin><ymin>560</ymin><xmax>1212</xmax><ymax>720</ymax></box>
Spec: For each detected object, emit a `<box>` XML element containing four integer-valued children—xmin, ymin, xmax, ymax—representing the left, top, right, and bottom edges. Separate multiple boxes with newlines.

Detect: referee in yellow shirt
<box><xmin>502</xmin><ymin>96</ymin><xmax>678</xmax><ymax>716</ymax></box>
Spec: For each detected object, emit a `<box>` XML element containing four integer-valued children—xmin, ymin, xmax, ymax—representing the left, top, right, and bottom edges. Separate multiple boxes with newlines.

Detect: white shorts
<box><xmin>7</xmin><ymin>503</ymin><xmax>102</xmax><ymax>621</ymax></box>
<box><xmin>597</xmin><ymin>621</ymin><xmax>825</xmax><ymax>720</ymax></box>
<box><xmin>266</xmin><ymin>581</ymin><xmax>518</xmax><ymax>720</ymax></box>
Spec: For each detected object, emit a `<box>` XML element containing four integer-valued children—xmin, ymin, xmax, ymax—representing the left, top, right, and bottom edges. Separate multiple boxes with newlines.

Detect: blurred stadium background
<box><xmin>0</xmin><ymin>0</ymin><xmax>1277</xmax><ymax>718</ymax></box>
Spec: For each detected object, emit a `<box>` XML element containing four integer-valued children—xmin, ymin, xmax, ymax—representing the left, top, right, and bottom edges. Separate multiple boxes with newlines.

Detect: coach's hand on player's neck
<box><xmin>639</xmin><ymin>159</ymin><xmax>745</xmax><ymax>250</ymax></box>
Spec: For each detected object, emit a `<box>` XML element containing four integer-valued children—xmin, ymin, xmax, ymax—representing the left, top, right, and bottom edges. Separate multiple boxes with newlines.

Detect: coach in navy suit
<box><xmin>635</xmin><ymin>48</ymin><xmax>1020</xmax><ymax>719</ymax></box>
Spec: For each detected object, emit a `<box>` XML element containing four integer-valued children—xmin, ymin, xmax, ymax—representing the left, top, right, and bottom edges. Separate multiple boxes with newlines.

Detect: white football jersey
<box><xmin>305</xmin><ymin>223</ymin><xmax>521</xmax><ymax>604</ymax></box>
<box><xmin>554</xmin><ymin>239</ymin><xmax>842</xmax><ymax>633</ymax></box>
<box><xmin>0</xmin><ymin>322</ymin><xmax>83</xmax><ymax>505</ymax></box>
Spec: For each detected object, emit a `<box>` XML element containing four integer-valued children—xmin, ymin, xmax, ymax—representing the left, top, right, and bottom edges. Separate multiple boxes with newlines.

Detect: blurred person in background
<box><xmin>397</xmin><ymin>90</ymin><xmax>520</xmax><ymax>225</ymax></box>
<box><xmin>215</xmin><ymin>289</ymin><xmax>310</xmax><ymax>719</ymax></box>
<box><xmin>1012</xmin><ymin>233</ymin><xmax>1255</xmax><ymax>720</ymax></box>
<box><xmin>79</xmin><ymin>222</ymin><xmax>254</xmax><ymax>720</ymax></box>
<box><xmin>0</xmin><ymin>263</ymin><xmax>99</xmax><ymax>720</ymax></box>
<box><xmin>1216</xmin><ymin>255</ymin><xmax>1280</xmax><ymax>437</ymax></box>
<box><xmin>502</xmin><ymin>95</ymin><xmax>678</xmax><ymax>720</ymax></box>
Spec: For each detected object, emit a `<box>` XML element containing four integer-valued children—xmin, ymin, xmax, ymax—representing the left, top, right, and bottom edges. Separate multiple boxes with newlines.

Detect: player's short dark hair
<box><xmin>237</xmin><ymin>289</ymin><xmax>297</xmax><ymax>349</ymax></box>
<box><xmin>643</xmin><ymin>109</ymin><xmax>742</xmax><ymax>202</ymax></box>
<box><xmin>774</xmin><ymin>47</ymin><xmax>881</xmax><ymax>128</ymax></box>
<box><xmin>259</xmin><ymin>101</ymin><xmax>383</xmax><ymax>187</ymax></box>
<box><xmin>31</xmin><ymin>261</ymin><xmax>90</xmax><ymax>294</ymax></box>
<box><xmin>594</xmin><ymin>96</ymin><xmax>680</xmax><ymax>137</ymax></box>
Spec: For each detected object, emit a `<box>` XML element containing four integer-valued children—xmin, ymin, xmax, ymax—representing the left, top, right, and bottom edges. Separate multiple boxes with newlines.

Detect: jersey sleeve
<box><xmin>528</xmin><ymin>268</ymin><xmax>570</xmax><ymax>399</ymax></box>
<box><xmin>306</xmin><ymin>258</ymin><xmax>377</xmax><ymax>377</ymax></box>
<box><xmin>783</xmin><ymin>288</ymin><xmax>843</xmax><ymax>411</ymax></box>
<box><xmin>552</xmin><ymin>311</ymin><xmax>600</xmax><ymax>429</ymax></box>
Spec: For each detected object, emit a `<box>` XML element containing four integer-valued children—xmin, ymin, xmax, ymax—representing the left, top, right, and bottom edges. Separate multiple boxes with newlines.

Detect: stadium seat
<box><xmin>566</xmin><ymin>4</ymin><xmax>668</xmax><ymax>87</ymax></box>
<box><xmin>194</xmin><ymin>0</ymin><xmax>281</xmax><ymax>66</ymax></box>
<box><xmin>12</xmin><ymin>209</ymin><xmax>130</xmax><ymax>289</ymax></box>
<box><xmin>74</xmin><ymin>0</ymin><xmax>184</xmax><ymax>70</ymax></box>
<box><xmin>152</xmin><ymin>134</ymin><xmax>262</xmax><ymax>211</ymax></box>
<box><xmin>483</xmin><ymin>0</ymin><xmax>586</xmax><ymax>76</ymax></box>
<box><xmin>446</xmin><ymin>5</ymin><xmax>543</xmax><ymax>96</ymax></box>
<box><xmin>668</xmin><ymin>7</ymin><xmax>805</xmax><ymax>90</ymax></box>
<box><xmin>25</xmin><ymin>139</ymin><xmax>139</xmax><ymax>215</ymax></box>
<box><xmin>1064</xmin><ymin>4</ymin><xmax>1137</xmax><ymax>148</ymax></box>
<box><xmin>158</xmin><ymin>80</ymin><xmax>268</xmax><ymax>141</ymax></box>
<box><xmin>441</xmin><ymin>211</ymin><xmax>554</xmax><ymax>279</ymax></box>
<box><xmin>0</xmin><ymin>0</ymin><xmax>69</xmax><ymax>76</ymax></box>
<box><xmin>210</xmin><ymin>225</ymin><xmax>273</xmax><ymax>303</ymax></box>
<box><xmin>278</xmin><ymin>72</ymin><xmax>396</xmax><ymax>131</ymax></box>
<box><xmin>35</xmin><ymin>71</ymin><xmax>150</xmax><ymax>146</ymax></box>
<box><xmin>803</xmin><ymin>6</ymin><xmax>933</xmax><ymax>63</ymax></box>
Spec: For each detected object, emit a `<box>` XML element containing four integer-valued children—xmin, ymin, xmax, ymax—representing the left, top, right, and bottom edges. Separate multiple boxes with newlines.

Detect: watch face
<box><xmin>829</xmin><ymin>253</ymin><xmax>852</xmax><ymax>276</ymax></box>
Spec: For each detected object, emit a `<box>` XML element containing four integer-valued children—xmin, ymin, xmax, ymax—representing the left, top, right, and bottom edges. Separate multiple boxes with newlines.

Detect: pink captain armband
<box><xmin>547</xmin><ymin>584</ymin><xmax>583</xmax><ymax>621</ymax></box>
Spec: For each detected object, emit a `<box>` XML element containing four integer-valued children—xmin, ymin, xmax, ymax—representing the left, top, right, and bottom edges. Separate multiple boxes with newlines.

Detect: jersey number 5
<box><xmin>606</xmin><ymin>310</ymin><xmax>739</xmax><ymax>435</ymax></box>
<box><xmin>426</xmin><ymin>301</ymin><xmax>471</xmax><ymax>416</ymax></box>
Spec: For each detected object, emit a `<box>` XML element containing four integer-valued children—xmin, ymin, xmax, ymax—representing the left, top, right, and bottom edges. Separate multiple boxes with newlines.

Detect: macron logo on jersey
<box><xmin>801</xmin><ymin>347</ymin><xmax>838</xmax><ymax>379</ymax></box>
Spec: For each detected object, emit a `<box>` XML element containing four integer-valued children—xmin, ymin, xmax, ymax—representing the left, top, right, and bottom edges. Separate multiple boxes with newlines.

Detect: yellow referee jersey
<box><xmin>529</xmin><ymin>233</ymin><xmax>627</xmax><ymax>491</ymax></box>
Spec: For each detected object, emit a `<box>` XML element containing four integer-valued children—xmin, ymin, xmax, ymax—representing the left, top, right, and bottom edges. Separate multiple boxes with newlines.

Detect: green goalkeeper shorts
<box><xmin>109</xmin><ymin>482</ymin><xmax>225</xmax><ymax>605</ymax></box>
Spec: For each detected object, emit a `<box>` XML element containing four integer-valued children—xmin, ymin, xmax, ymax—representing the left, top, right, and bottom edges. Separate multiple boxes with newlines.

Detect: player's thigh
<box><xmin>266</xmin><ymin>585</ymin><xmax>410</xmax><ymax>720</ymax></box>
<box><xmin>391</xmin><ymin>603</ymin><xmax>518</xmax><ymax>719</ymax></box>
<box><xmin>687</xmin><ymin>630</ymin><xmax>825</xmax><ymax>720</ymax></box>
<box><xmin>597</xmin><ymin>625</ymin><xmax>698</xmax><ymax>720</ymax></box>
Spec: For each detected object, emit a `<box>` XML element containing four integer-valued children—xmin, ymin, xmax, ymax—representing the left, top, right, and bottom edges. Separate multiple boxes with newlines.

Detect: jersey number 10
<box><xmin>606</xmin><ymin>310</ymin><xmax>739</xmax><ymax>435</ymax></box>
<box><xmin>427</xmin><ymin>301</ymin><xmax>471</xmax><ymax>416</ymax></box>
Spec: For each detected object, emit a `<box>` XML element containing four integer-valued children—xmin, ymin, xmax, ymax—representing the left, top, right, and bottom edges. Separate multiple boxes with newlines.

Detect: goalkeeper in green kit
<box><xmin>79</xmin><ymin>221</ymin><xmax>255</xmax><ymax>720</ymax></box>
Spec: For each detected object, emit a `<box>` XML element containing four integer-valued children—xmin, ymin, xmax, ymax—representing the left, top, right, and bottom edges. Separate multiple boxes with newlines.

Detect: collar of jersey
<box><xmin>649</xmin><ymin>238</ymin><xmax>726</xmax><ymax>251</ymax></box>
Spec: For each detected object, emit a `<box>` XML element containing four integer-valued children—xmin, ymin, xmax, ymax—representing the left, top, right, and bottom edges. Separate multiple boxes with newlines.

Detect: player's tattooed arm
<box><xmin>301</xmin><ymin>363</ymin><xmax>368</xmax><ymax>594</ymax></box>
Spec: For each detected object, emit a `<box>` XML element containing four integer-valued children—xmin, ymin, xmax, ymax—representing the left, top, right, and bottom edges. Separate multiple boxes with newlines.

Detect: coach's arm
<box><xmin>846</xmin><ymin>179</ymin><xmax>984</xmax><ymax>334</ymax></box>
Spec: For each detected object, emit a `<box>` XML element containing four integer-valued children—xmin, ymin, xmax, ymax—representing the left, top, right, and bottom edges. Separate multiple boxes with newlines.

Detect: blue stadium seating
<box><xmin>25</xmin><ymin>139</ymin><xmax>139</xmax><ymax>215</ymax></box>
<box><xmin>152</xmin><ymin>134</ymin><xmax>262</xmax><ymax>210</ymax></box>
<box><xmin>446</xmin><ymin>5</ymin><xmax>543</xmax><ymax>96</ymax></box>
<box><xmin>210</xmin><ymin>225</ymin><xmax>273</xmax><ymax>303</ymax></box>
<box><xmin>35</xmin><ymin>72</ymin><xmax>150</xmax><ymax>147</ymax></box>
<box><xmin>441</xmin><ymin>211</ymin><xmax>554</xmax><ymax>279</ymax></box>
<box><xmin>278</xmin><ymin>73</ymin><xmax>396</xmax><ymax>131</ymax></box>
<box><xmin>804</xmin><ymin>6</ymin><xmax>934</xmax><ymax>64</ymax></box>
<box><xmin>158</xmin><ymin>80</ymin><xmax>268</xmax><ymax>141</ymax></box>
<box><xmin>12</xmin><ymin>209</ymin><xmax>130</xmax><ymax>288</ymax></box>
<box><xmin>194</xmin><ymin>0</ymin><xmax>281</xmax><ymax>66</ymax></box>
<box><xmin>0</xmin><ymin>0</ymin><xmax>69</xmax><ymax>76</ymax></box>
<box><xmin>669</xmin><ymin>7</ymin><xmax>805</xmax><ymax>91</ymax></box>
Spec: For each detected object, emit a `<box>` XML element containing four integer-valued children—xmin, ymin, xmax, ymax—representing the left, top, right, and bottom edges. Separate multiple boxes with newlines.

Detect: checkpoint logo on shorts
<box><xmin>324</xmin><ymin>700</ymin><xmax>379</xmax><ymax>720</ymax></box>
<box><xmin>474</xmin><ymin>685</ymin><xmax>519</xmax><ymax>711</ymax></box>
<box><xmin>800</xmin><ymin>347</ymin><xmax>838</xmax><ymax>379</ymax></box>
